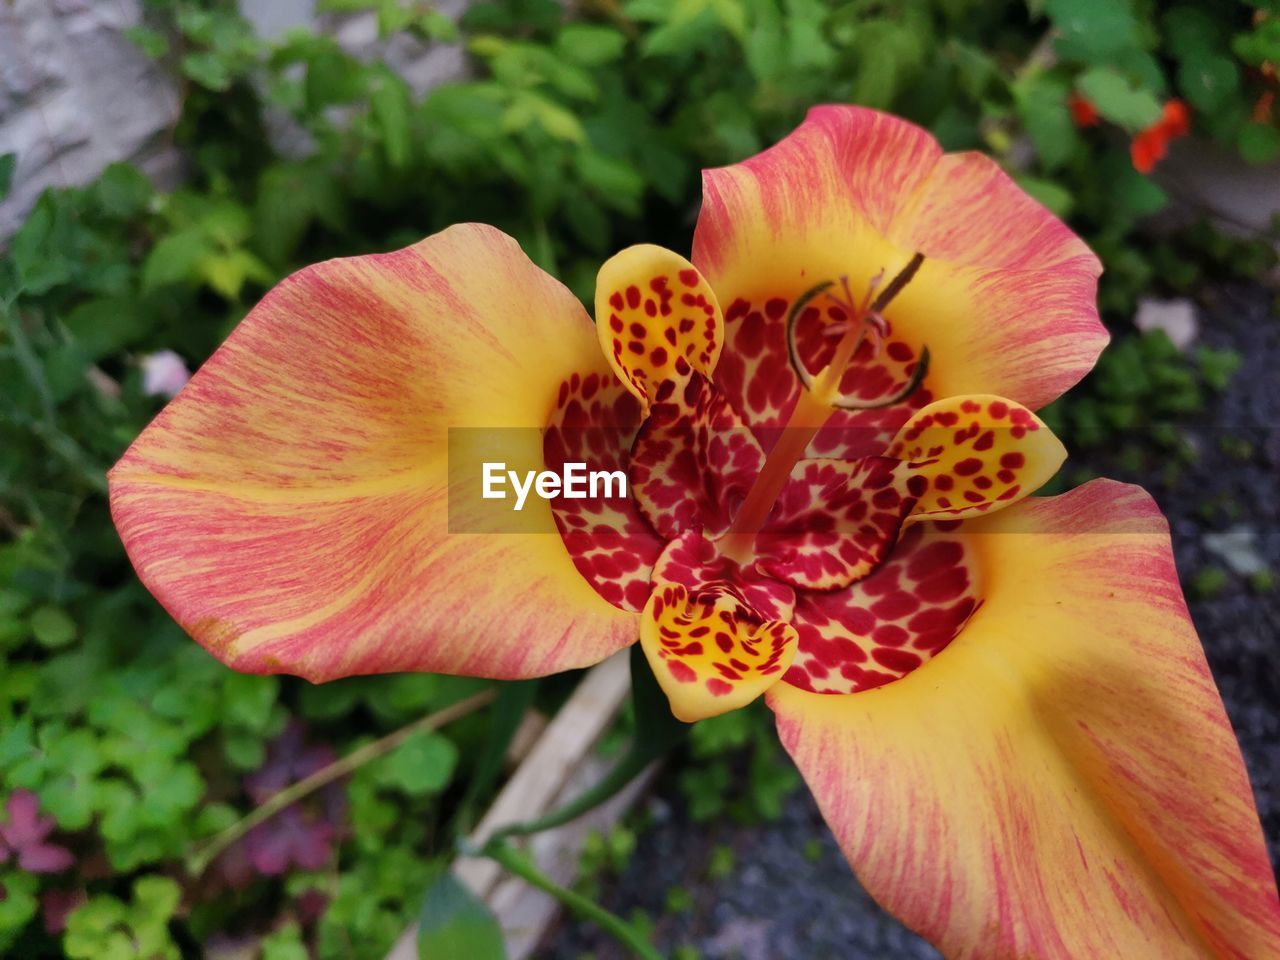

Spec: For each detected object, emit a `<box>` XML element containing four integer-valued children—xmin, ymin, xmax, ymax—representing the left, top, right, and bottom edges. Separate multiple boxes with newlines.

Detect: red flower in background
<box><xmin>1068</xmin><ymin>94</ymin><xmax>1192</xmax><ymax>174</ymax></box>
<box><xmin>1132</xmin><ymin>100</ymin><xmax>1191</xmax><ymax>173</ymax></box>
<box><xmin>1067</xmin><ymin>93</ymin><xmax>1100</xmax><ymax>127</ymax></box>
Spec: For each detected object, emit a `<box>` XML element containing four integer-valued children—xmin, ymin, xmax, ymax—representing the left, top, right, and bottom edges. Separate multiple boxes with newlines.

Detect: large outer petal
<box><xmin>110</xmin><ymin>224</ymin><xmax>636</xmax><ymax>682</ymax></box>
<box><xmin>694</xmin><ymin>105</ymin><xmax>1107</xmax><ymax>413</ymax></box>
<box><xmin>769</xmin><ymin>480</ymin><xmax>1280</xmax><ymax>959</ymax></box>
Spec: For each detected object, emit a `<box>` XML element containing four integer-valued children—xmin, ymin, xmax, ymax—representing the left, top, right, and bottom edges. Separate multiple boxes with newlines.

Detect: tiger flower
<box><xmin>110</xmin><ymin>106</ymin><xmax>1280</xmax><ymax>957</ymax></box>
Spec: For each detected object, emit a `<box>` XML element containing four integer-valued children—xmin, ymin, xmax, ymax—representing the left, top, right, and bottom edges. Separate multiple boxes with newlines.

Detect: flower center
<box><xmin>723</xmin><ymin>252</ymin><xmax>929</xmax><ymax>556</ymax></box>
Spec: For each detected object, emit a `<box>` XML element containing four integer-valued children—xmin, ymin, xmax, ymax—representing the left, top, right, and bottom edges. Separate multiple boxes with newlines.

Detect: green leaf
<box><xmin>1076</xmin><ymin>67</ymin><xmax>1163</xmax><ymax>131</ymax></box>
<box><xmin>223</xmin><ymin>729</ymin><xmax>266</xmax><ymax>770</ymax></box>
<box><xmin>30</xmin><ymin>605</ymin><xmax>77</xmax><ymax>648</ymax></box>
<box><xmin>124</xmin><ymin>25</ymin><xmax>170</xmax><ymax>59</ymax></box>
<box><xmin>0</xmin><ymin>153</ymin><xmax>15</xmax><ymax>203</ymax></box>
<box><xmin>1162</xmin><ymin>6</ymin><xmax>1224</xmax><ymax>59</ymax></box>
<box><xmin>200</xmin><ymin>249</ymin><xmax>273</xmax><ymax>300</ymax></box>
<box><xmin>181</xmin><ymin>51</ymin><xmax>234</xmax><ymax>91</ymax></box>
<box><xmin>417</xmin><ymin>872</ymin><xmax>507</xmax><ymax>960</ymax></box>
<box><xmin>0</xmin><ymin>871</ymin><xmax>38</xmax><ymax>945</ymax></box>
<box><xmin>222</xmin><ymin>672</ymin><xmax>279</xmax><ymax>731</ymax></box>
<box><xmin>142</xmin><ymin>228</ymin><xmax>215</xmax><ymax>292</ymax></box>
<box><xmin>504</xmin><ymin>92</ymin><xmax>586</xmax><ymax>144</ymax></box>
<box><xmin>1177</xmin><ymin>52</ymin><xmax>1239</xmax><ymax>113</ymax></box>
<box><xmin>1237</xmin><ymin>123</ymin><xmax>1280</xmax><ymax>165</ymax></box>
<box><xmin>378</xmin><ymin>731</ymin><xmax>459</xmax><ymax>795</ymax></box>
<box><xmin>372</xmin><ymin>72</ymin><xmax>414</xmax><ymax>169</ymax></box>
<box><xmin>254</xmin><ymin>161</ymin><xmax>346</xmax><ymax>265</ymax></box>
<box><xmin>556</xmin><ymin>25</ymin><xmax>627</xmax><ymax>65</ymax></box>
<box><xmin>1045</xmin><ymin>0</ymin><xmax>1139</xmax><ymax>64</ymax></box>
<box><xmin>574</xmin><ymin>150</ymin><xmax>645</xmax><ymax>211</ymax></box>
<box><xmin>1103</xmin><ymin>151</ymin><xmax>1168</xmax><ymax>216</ymax></box>
<box><xmin>1233</xmin><ymin>19</ymin><xmax>1280</xmax><ymax>68</ymax></box>
<box><xmin>456</xmin><ymin>680</ymin><xmax>538</xmax><ymax>832</ymax></box>
<box><xmin>1016</xmin><ymin>75</ymin><xmax>1079</xmax><ymax>170</ymax></box>
<box><xmin>93</xmin><ymin>164</ymin><xmax>153</xmax><ymax>219</ymax></box>
<box><xmin>63</xmin><ymin>297</ymin><xmax>155</xmax><ymax>362</ymax></box>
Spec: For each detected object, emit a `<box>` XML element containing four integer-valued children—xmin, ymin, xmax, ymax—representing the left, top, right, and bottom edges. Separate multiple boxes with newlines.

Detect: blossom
<box><xmin>217</xmin><ymin>723</ymin><xmax>344</xmax><ymax>886</ymax></box>
<box><xmin>1067</xmin><ymin>93</ymin><xmax>1100</xmax><ymax>127</ymax></box>
<box><xmin>1131</xmin><ymin>99</ymin><xmax>1191</xmax><ymax>173</ymax></box>
<box><xmin>0</xmin><ymin>790</ymin><xmax>74</xmax><ymax>874</ymax></box>
<box><xmin>109</xmin><ymin>106</ymin><xmax>1280</xmax><ymax>957</ymax></box>
<box><xmin>139</xmin><ymin>349</ymin><xmax>192</xmax><ymax>399</ymax></box>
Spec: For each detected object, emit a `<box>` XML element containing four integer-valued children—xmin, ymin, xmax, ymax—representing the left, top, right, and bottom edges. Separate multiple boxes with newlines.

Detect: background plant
<box><xmin>1</xmin><ymin>0</ymin><xmax>1277</xmax><ymax>955</ymax></box>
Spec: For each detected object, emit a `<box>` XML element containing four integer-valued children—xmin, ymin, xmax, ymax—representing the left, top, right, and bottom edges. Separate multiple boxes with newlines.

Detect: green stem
<box><xmin>186</xmin><ymin>689</ymin><xmax>497</xmax><ymax>877</ymax></box>
<box><xmin>488</xmin><ymin>646</ymin><xmax>688</xmax><ymax>842</ymax></box>
<box><xmin>488</xmin><ymin>738</ymin><xmax>657</xmax><ymax>841</ymax></box>
<box><xmin>481</xmin><ymin>838</ymin><xmax>663</xmax><ymax>960</ymax></box>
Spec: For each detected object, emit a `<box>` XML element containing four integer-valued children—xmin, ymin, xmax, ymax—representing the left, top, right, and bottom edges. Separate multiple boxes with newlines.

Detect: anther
<box><xmin>784</xmin><ymin>252</ymin><xmax>929</xmax><ymax>411</ymax></box>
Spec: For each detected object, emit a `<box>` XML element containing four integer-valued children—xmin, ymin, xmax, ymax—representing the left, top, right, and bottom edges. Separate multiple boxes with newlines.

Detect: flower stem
<box><xmin>186</xmin><ymin>688</ymin><xmax>497</xmax><ymax>877</ymax></box>
<box><xmin>481</xmin><ymin>837</ymin><xmax>663</xmax><ymax>960</ymax></box>
<box><xmin>724</xmin><ymin>386</ymin><xmax>832</xmax><ymax>545</ymax></box>
<box><xmin>489</xmin><ymin>646</ymin><xmax>687</xmax><ymax>841</ymax></box>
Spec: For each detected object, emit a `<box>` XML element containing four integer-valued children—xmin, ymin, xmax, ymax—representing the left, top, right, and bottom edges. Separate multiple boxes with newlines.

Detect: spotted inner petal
<box><xmin>544</xmin><ymin>371</ymin><xmax>665</xmax><ymax>612</ymax></box>
<box><xmin>629</xmin><ymin>374</ymin><xmax>765</xmax><ymax>541</ymax></box>
<box><xmin>641</xmin><ymin>580</ymin><xmax>798</xmax><ymax>722</ymax></box>
<box><xmin>595</xmin><ymin>245</ymin><xmax>724</xmax><ymax>416</ymax></box>
<box><xmin>788</xmin><ymin>275</ymin><xmax>929</xmax><ymax>410</ymax></box>
<box><xmin>753</xmin><ymin>457</ymin><xmax>912</xmax><ymax>591</ymax></box>
<box><xmin>717</xmin><ymin>296</ymin><xmax>935</xmax><ymax>460</ymax></box>
<box><xmin>784</xmin><ymin>522</ymin><xmax>983</xmax><ymax>693</ymax></box>
<box><xmin>887</xmin><ymin>394</ymin><xmax>1065</xmax><ymax>521</ymax></box>
<box><xmin>653</xmin><ymin>529</ymin><xmax>795</xmax><ymax>621</ymax></box>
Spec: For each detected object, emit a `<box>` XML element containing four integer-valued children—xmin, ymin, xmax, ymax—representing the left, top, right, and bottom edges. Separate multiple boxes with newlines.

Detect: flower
<box><xmin>1131</xmin><ymin>99</ymin><xmax>1191</xmax><ymax>174</ymax></box>
<box><xmin>0</xmin><ymin>790</ymin><xmax>74</xmax><ymax>875</ymax></box>
<box><xmin>217</xmin><ymin>723</ymin><xmax>344</xmax><ymax>887</ymax></box>
<box><xmin>109</xmin><ymin>106</ymin><xmax>1280</xmax><ymax>956</ymax></box>
<box><xmin>1067</xmin><ymin>93</ymin><xmax>1100</xmax><ymax>128</ymax></box>
<box><xmin>139</xmin><ymin>349</ymin><xmax>192</xmax><ymax>398</ymax></box>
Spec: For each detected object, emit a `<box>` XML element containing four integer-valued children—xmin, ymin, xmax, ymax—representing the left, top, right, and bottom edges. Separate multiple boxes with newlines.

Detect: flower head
<box><xmin>110</xmin><ymin>106</ymin><xmax>1280</xmax><ymax>957</ymax></box>
<box><xmin>1131</xmin><ymin>99</ymin><xmax>1192</xmax><ymax>173</ymax></box>
<box><xmin>1067</xmin><ymin>93</ymin><xmax>1100</xmax><ymax>127</ymax></box>
<box><xmin>0</xmin><ymin>790</ymin><xmax>74</xmax><ymax>875</ymax></box>
<box><xmin>139</xmin><ymin>349</ymin><xmax>192</xmax><ymax>399</ymax></box>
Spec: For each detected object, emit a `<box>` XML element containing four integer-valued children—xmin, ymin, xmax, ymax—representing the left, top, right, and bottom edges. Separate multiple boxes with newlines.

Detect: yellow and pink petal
<box><xmin>695</xmin><ymin>105</ymin><xmax>1106</xmax><ymax>458</ymax></box>
<box><xmin>111</xmin><ymin>224</ymin><xmax>637</xmax><ymax>682</ymax></box>
<box><xmin>771</xmin><ymin>481</ymin><xmax>1280</xmax><ymax>957</ymax></box>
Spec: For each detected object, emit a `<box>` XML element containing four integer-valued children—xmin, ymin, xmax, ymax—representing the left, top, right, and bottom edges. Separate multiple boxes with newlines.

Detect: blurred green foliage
<box><xmin>2</xmin><ymin>0</ymin><xmax>1279</xmax><ymax>955</ymax></box>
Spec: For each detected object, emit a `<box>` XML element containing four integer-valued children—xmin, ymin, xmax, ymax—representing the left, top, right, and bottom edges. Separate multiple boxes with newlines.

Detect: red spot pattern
<box><xmin>630</xmin><ymin>373</ymin><xmax>765</xmax><ymax>540</ymax></box>
<box><xmin>544</xmin><ymin>371</ymin><xmax>664</xmax><ymax>612</ymax></box>
<box><xmin>792</xmin><ymin>300</ymin><xmax>926</xmax><ymax>406</ymax></box>
<box><xmin>547</xmin><ymin>373</ymin><xmax>1029</xmax><ymax>695</ymax></box>
<box><xmin>601</xmin><ymin>267</ymin><xmax>721</xmax><ymax>411</ymax></box>
<box><xmin>884</xmin><ymin>396</ymin><xmax>1050</xmax><ymax>520</ymax></box>
<box><xmin>784</xmin><ymin>523</ymin><xmax>983</xmax><ymax>693</ymax></box>
<box><xmin>753</xmin><ymin>456</ymin><xmax>915</xmax><ymax>591</ymax></box>
<box><xmin>645</xmin><ymin>580</ymin><xmax>796</xmax><ymax>699</ymax></box>
<box><xmin>715</xmin><ymin>297</ymin><xmax>933</xmax><ymax>461</ymax></box>
<box><xmin>652</xmin><ymin>530</ymin><xmax>795</xmax><ymax>622</ymax></box>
